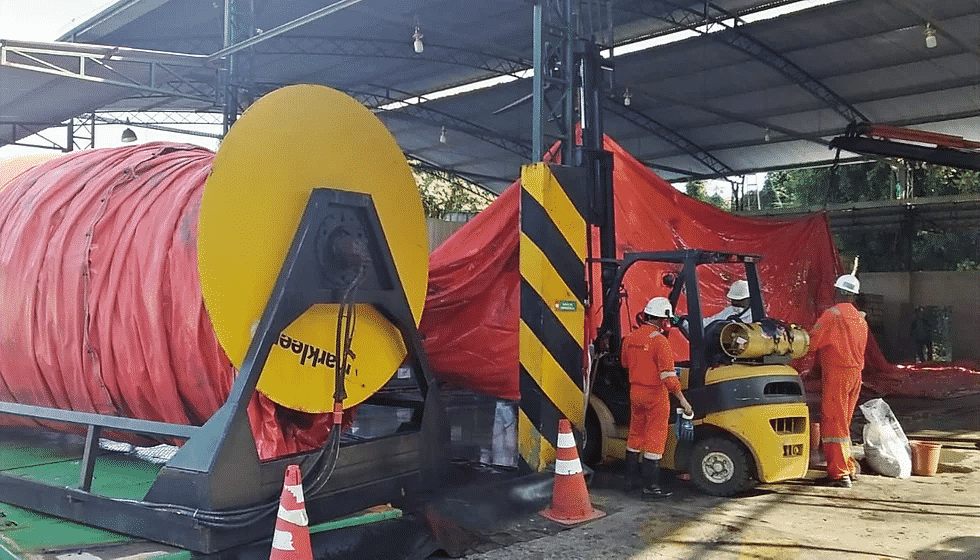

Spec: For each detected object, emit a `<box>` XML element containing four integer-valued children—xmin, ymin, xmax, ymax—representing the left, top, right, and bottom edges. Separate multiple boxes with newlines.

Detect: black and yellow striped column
<box><xmin>519</xmin><ymin>163</ymin><xmax>588</xmax><ymax>472</ymax></box>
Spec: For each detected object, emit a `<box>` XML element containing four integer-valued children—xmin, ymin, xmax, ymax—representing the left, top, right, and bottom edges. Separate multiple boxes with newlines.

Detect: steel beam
<box><xmin>331</xmin><ymin>87</ymin><xmax>532</xmax><ymax>159</ymax></box>
<box><xmin>256</xmin><ymin>36</ymin><xmax>530</xmax><ymax>77</ymax></box>
<box><xmin>604</xmin><ymin>96</ymin><xmax>736</xmax><ymax>177</ymax></box>
<box><xmin>209</xmin><ymin>0</ymin><xmax>364</xmax><ymax>62</ymax></box>
<box><xmin>830</xmin><ymin>136</ymin><xmax>980</xmax><ymax>172</ymax></box>
<box><xmin>884</xmin><ymin>0</ymin><xmax>980</xmax><ymax>58</ymax></box>
<box><xmin>628</xmin><ymin>0</ymin><xmax>868</xmax><ymax>125</ymax></box>
<box><xmin>0</xmin><ymin>401</ymin><xmax>198</xmax><ymax>439</ymax></box>
<box><xmin>95</xmin><ymin>110</ymin><xmax>224</xmax><ymax>126</ymax></box>
<box><xmin>0</xmin><ymin>40</ymin><xmax>216</xmax><ymax>105</ymax></box>
<box><xmin>92</xmin><ymin>114</ymin><xmax>223</xmax><ymax>139</ymax></box>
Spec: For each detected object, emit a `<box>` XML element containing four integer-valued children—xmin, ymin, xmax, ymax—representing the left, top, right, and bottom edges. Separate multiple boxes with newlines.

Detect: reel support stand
<box><xmin>0</xmin><ymin>188</ymin><xmax>448</xmax><ymax>553</ymax></box>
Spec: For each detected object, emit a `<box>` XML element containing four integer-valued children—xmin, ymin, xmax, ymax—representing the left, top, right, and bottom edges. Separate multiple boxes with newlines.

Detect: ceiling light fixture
<box><xmin>121</xmin><ymin>127</ymin><xmax>137</xmax><ymax>143</ymax></box>
<box><xmin>413</xmin><ymin>24</ymin><xmax>424</xmax><ymax>54</ymax></box>
<box><xmin>623</xmin><ymin>88</ymin><xmax>632</xmax><ymax>106</ymax></box>
<box><xmin>439</xmin><ymin>126</ymin><xmax>447</xmax><ymax>144</ymax></box>
<box><xmin>764</xmin><ymin>128</ymin><xmax>771</xmax><ymax>142</ymax></box>
<box><xmin>924</xmin><ymin>23</ymin><xmax>937</xmax><ymax>49</ymax></box>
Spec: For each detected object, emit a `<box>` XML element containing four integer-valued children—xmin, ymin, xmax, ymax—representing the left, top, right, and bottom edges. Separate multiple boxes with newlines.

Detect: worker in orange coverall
<box><xmin>621</xmin><ymin>297</ymin><xmax>694</xmax><ymax>499</ymax></box>
<box><xmin>807</xmin><ymin>274</ymin><xmax>868</xmax><ymax>488</ymax></box>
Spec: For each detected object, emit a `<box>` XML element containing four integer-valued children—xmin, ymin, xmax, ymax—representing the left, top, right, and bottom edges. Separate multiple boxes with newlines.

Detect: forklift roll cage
<box><xmin>595</xmin><ymin>249</ymin><xmax>766</xmax><ymax>391</ymax></box>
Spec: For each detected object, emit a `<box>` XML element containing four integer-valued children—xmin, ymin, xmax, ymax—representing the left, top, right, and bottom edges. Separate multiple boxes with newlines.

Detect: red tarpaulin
<box><xmin>0</xmin><ymin>143</ymin><xmax>336</xmax><ymax>459</ymax></box>
<box><xmin>419</xmin><ymin>136</ymin><xmax>980</xmax><ymax>401</ymax></box>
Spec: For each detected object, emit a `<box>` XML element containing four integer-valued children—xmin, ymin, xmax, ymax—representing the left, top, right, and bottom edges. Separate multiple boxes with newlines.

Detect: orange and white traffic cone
<box><xmin>540</xmin><ymin>418</ymin><xmax>605</xmax><ymax>525</ymax></box>
<box><xmin>270</xmin><ymin>464</ymin><xmax>313</xmax><ymax>560</ymax></box>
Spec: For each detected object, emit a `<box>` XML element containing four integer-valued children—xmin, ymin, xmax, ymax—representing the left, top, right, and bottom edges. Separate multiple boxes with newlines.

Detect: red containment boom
<box><xmin>0</xmin><ymin>142</ymin><xmax>332</xmax><ymax>459</ymax></box>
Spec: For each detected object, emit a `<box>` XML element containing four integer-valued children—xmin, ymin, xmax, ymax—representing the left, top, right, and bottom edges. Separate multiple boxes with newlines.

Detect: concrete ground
<box><xmin>459</xmin><ymin>394</ymin><xmax>980</xmax><ymax>560</ymax></box>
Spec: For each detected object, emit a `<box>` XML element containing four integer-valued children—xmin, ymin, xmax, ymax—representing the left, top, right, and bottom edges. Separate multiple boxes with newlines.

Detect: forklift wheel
<box><xmin>581</xmin><ymin>407</ymin><xmax>603</xmax><ymax>467</ymax></box>
<box><xmin>689</xmin><ymin>436</ymin><xmax>753</xmax><ymax>497</ymax></box>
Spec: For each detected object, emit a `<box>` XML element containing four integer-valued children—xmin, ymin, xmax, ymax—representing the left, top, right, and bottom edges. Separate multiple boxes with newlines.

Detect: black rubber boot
<box><xmin>623</xmin><ymin>451</ymin><xmax>640</xmax><ymax>492</ymax></box>
<box><xmin>641</xmin><ymin>459</ymin><xmax>673</xmax><ymax>499</ymax></box>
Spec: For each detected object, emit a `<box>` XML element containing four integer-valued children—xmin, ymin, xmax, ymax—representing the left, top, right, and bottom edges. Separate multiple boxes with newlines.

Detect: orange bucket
<box><xmin>910</xmin><ymin>441</ymin><xmax>942</xmax><ymax>476</ymax></box>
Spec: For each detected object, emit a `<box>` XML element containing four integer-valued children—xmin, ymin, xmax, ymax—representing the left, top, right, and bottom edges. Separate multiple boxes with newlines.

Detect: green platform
<box><xmin>0</xmin><ymin>428</ymin><xmax>403</xmax><ymax>559</ymax></box>
<box><xmin>0</xmin><ymin>427</ymin><xmax>189</xmax><ymax>560</ymax></box>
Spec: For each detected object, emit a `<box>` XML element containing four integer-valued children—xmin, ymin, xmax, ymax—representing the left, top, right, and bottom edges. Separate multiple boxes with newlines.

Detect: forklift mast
<box><xmin>572</xmin><ymin>38</ymin><xmax>619</xmax><ymax>355</ymax></box>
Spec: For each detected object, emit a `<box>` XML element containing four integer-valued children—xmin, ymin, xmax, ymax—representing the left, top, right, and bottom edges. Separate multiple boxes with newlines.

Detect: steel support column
<box><xmin>67</xmin><ymin>112</ymin><xmax>95</xmax><ymax>151</ymax></box>
<box><xmin>531</xmin><ymin>0</ymin><xmax>575</xmax><ymax>163</ymax></box>
<box><xmin>222</xmin><ymin>0</ymin><xmax>255</xmax><ymax>134</ymax></box>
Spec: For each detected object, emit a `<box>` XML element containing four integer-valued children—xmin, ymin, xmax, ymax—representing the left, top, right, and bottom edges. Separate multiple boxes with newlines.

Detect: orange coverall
<box><xmin>808</xmin><ymin>302</ymin><xmax>869</xmax><ymax>480</ymax></box>
<box><xmin>621</xmin><ymin>324</ymin><xmax>680</xmax><ymax>457</ymax></box>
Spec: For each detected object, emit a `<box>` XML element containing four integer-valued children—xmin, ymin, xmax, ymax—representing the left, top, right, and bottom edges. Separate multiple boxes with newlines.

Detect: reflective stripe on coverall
<box><xmin>621</xmin><ymin>325</ymin><xmax>680</xmax><ymax>457</ymax></box>
<box><xmin>809</xmin><ymin>302</ymin><xmax>869</xmax><ymax>480</ymax></box>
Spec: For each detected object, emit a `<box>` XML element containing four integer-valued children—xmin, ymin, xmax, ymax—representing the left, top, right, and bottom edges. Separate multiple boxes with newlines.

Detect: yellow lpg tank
<box><xmin>719</xmin><ymin>321</ymin><xmax>809</xmax><ymax>359</ymax></box>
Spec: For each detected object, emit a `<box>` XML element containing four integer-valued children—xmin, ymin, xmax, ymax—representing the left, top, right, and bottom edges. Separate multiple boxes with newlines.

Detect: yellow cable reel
<box><xmin>198</xmin><ymin>85</ymin><xmax>428</xmax><ymax>413</ymax></box>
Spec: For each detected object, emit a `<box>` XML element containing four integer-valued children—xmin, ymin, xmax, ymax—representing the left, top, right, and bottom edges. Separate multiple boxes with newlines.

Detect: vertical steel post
<box><xmin>79</xmin><ymin>424</ymin><xmax>102</xmax><ymax>491</ymax></box>
<box><xmin>532</xmin><ymin>3</ymin><xmax>544</xmax><ymax>162</ymax></box>
<box><xmin>222</xmin><ymin>0</ymin><xmax>254</xmax><ymax>135</ymax></box>
<box><xmin>574</xmin><ymin>38</ymin><xmax>616</xmax><ymax>344</ymax></box>
<box><xmin>67</xmin><ymin>112</ymin><xmax>95</xmax><ymax>152</ymax></box>
<box><xmin>561</xmin><ymin>0</ymin><xmax>575</xmax><ymax>166</ymax></box>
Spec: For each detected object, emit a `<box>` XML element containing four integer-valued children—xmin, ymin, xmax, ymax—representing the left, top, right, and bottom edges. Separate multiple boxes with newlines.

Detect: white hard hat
<box><xmin>726</xmin><ymin>280</ymin><xmax>750</xmax><ymax>300</ymax></box>
<box><xmin>834</xmin><ymin>274</ymin><xmax>860</xmax><ymax>294</ymax></box>
<box><xmin>643</xmin><ymin>297</ymin><xmax>672</xmax><ymax>318</ymax></box>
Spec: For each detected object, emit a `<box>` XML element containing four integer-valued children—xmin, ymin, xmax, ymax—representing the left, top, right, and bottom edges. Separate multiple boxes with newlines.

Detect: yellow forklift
<box><xmin>584</xmin><ymin>249</ymin><xmax>810</xmax><ymax>496</ymax></box>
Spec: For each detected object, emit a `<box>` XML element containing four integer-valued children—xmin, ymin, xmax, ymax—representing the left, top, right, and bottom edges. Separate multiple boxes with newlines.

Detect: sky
<box><xmin>0</xmin><ymin>0</ymin><xmax>114</xmax><ymax>41</ymax></box>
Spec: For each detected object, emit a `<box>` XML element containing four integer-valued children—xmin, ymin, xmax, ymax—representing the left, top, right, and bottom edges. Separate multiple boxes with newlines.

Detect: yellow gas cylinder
<box><xmin>719</xmin><ymin>321</ymin><xmax>809</xmax><ymax>359</ymax></box>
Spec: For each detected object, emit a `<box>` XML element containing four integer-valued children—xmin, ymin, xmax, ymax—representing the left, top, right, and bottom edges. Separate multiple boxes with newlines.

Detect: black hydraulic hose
<box><xmin>306</xmin><ymin>258</ymin><xmax>365</xmax><ymax>497</ymax></box>
<box><xmin>118</xmin><ymin>257</ymin><xmax>370</xmax><ymax>529</ymax></box>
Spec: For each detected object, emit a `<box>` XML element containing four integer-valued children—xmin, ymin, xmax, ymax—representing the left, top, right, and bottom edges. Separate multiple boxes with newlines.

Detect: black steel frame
<box><xmin>596</xmin><ymin>249</ymin><xmax>766</xmax><ymax>390</ymax></box>
<box><xmin>0</xmin><ymin>188</ymin><xmax>447</xmax><ymax>553</ymax></box>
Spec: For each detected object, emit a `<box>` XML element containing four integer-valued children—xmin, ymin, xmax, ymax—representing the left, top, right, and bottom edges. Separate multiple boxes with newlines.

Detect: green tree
<box><xmin>685</xmin><ymin>179</ymin><xmax>728</xmax><ymax>210</ymax></box>
<box><xmin>757</xmin><ymin>162</ymin><xmax>980</xmax><ymax>272</ymax></box>
<box><xmin>412</xmin><ymin>165</ymin><xmax>493</xmax><ymax>219</ymax></box>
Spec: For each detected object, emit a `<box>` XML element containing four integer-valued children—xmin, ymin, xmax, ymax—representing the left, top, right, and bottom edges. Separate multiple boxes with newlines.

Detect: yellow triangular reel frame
<box><xmin>198</xmin><ymin>85</ymin><xmax>428</xmax><ymax>413</ymax></box>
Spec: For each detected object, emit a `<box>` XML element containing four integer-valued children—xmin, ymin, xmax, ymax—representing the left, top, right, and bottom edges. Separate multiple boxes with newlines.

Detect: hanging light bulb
<box><xmin>439</xmin><ymin>126</ymin><xmax>447</xmax><ymax>144</ymax></box>
<box><xmin>924</xmin><ymin>23</ymin><xmax>937</xmax><ymax>49</ymax></box>
<box><xmin>623</xmin><ymin>88</ymin><xmax>632</xmax><ymax>106</ymax></box>
<box><xmin>764</xmin><ymin>128</ymin><xmax>770</xmax><ymax>142</ymax></box>
<box><xmin>413</xmin><ymin>24</ymin><xmax>424</xmax><ymax>54</ymax></box>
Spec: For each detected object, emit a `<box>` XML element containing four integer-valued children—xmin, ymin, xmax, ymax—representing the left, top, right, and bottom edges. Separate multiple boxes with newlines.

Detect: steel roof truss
<box><xmin>604</xmin><ymin>96</ymin><xmax>736</xmax><ymax>177</ymax></box>
<box><xmin>208</xmin><ymin>0</ymin><xmax>365</xmax><ymax>62</ymax></box>
<box><xmin>339</xmin><ymin>89</ymin><xmax>532</xmax><ymax>159</ymax></box>
<box><xmin>632</xmin><ymin>1</ymin><xmax>868</xmax><ymax>125</ymax></box>
<box><xmin>257</xmin><ymin>36</ymin><xmax>531</xmax><ymax>77</ymax></box>
<box><xmin>0</xmin><ymin>40</ymin><xmax>218</xmax><ymax>105</ymax></box>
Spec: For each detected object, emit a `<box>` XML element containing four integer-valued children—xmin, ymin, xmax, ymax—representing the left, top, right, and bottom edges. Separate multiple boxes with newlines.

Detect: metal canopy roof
<box><xmin>0</xmin><ymin>39</ymin><xmax>219</xmax><ymax>149</ymax></box>
<box><xmin>1</xmin><ymin>0</ymin><xmax>977</xmax><ymax>193</ymax></box>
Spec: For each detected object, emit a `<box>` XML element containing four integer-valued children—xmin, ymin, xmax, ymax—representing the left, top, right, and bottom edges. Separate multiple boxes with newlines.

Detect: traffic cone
<box><xmin>540</xmin><ymin>419</ymin><xmax>606</xmax><ymax>525</ymax></box>
<box><xmin>270</xmin><ymin>464</ymin><xmax>313</xmax><ymax>560</ymax></box>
